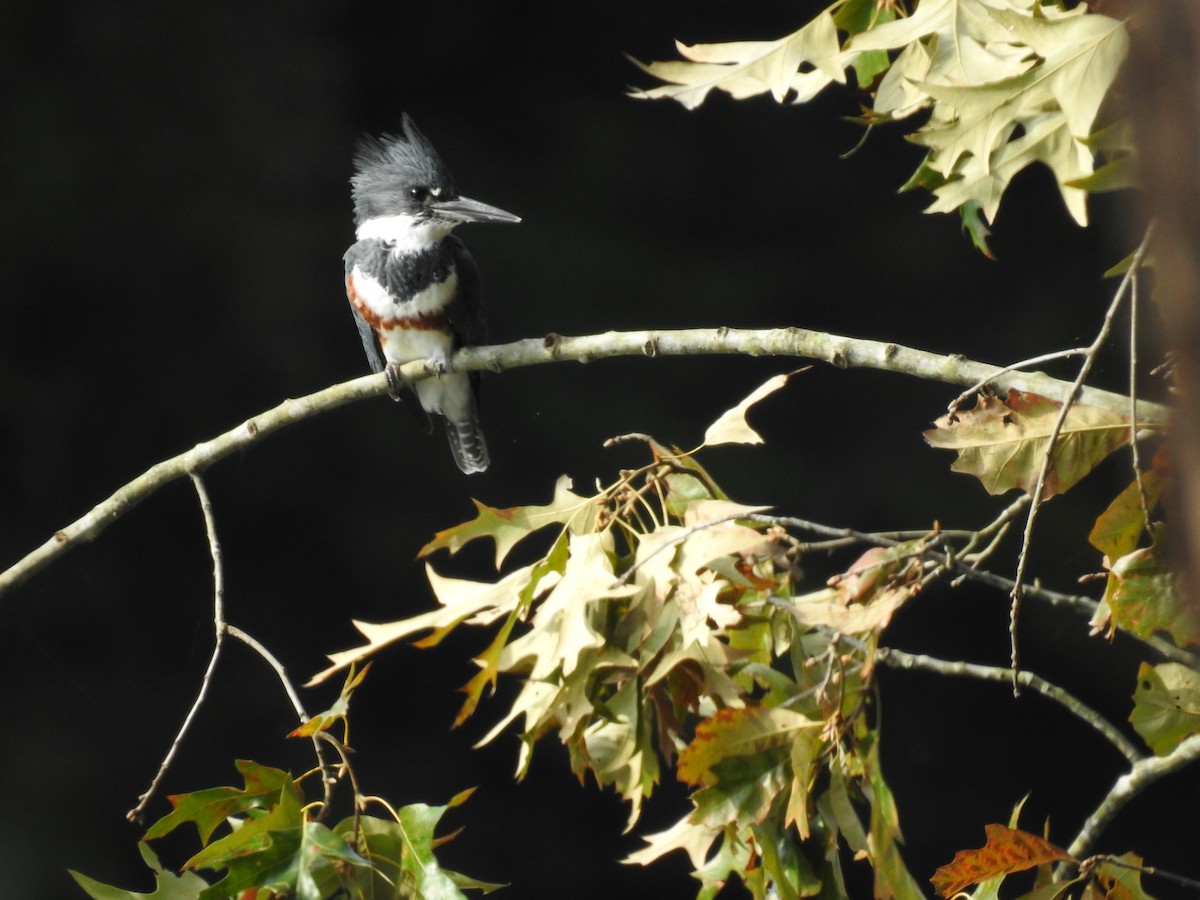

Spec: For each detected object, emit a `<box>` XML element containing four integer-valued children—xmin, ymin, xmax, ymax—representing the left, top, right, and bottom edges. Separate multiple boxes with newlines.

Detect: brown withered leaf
<box><xmin>924</xmin><ymin>390</ymin><xmax>1130</xmax><ymax>499</ymax></box>
<box><xmin>931</xmin><ymin>824</ymin><xmax>1073</xmax><ymax>898</ymax></box>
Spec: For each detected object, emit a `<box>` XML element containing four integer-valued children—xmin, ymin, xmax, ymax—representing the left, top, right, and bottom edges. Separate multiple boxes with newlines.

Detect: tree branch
<box><xmin>1062</xmin><ymin>733</ymin><xmax>1200</xmax><ymax>868</ymax></box>
<box><xmin>876</xmin><ymin>648</ymin><xmax>1144</xmax><ymax>767</ymax></box>
<box><xmin>0</xmin><ymin>327</ymin><xmax>1168</xmax><ymax>599</ymax></box>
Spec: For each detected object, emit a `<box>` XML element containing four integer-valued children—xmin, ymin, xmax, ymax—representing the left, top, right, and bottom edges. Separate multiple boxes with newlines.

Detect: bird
<box><xmin>343</xmin><ymin>114</ymin><xmax>520</xmax><ymax>474</ymax></box>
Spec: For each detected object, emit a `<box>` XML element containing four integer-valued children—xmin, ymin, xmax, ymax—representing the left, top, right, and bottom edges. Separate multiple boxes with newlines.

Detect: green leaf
<box><xmin>70</xmin><ymin>844</ymin><xmax>208</xmax><ymax>900</ymax></box>
<box><xmin>1107</xmin><ymin>541</ymin><xmax>1199</xmax><ymax>648</ymax></box>
<box><xmin>1086</xmin><ymin>852</ymin><xmax>1157</xmax><ymax>899</ymax></box>
<box><xmin>185</xmin><ymin>771</ymin><xmax>305</xmax><ymax>874</ymax></box>
<box><xmin>678</xmin><ymin>706</ymin><xmax>818</xmax><ymax>788</ymax></box>
<box><xmin>199</xmin><ymin>820</ymin><xmax>368</xmax><ymax>900</ymax></box>
<box><xmin>337</xmin><ymin>802</ymin><xmax>504</xmax><ymax>899</ymax></box>
<box><xmin>419</xmin><ymin>474</ymin><xmax>598</xmax><ymax>567</ymax></box>
<box><xmin>863</xmin><ymin>740</ymin><xmax>925</xmax><ymax>900</ymax></box>
<box><xmin>1089</xmin><ymin>467</ymin><xmax>1163</xmax><ymax>561</ymax></box>
<box><xmin>1130</xmin><ymin>662</ymin><xmax>1200</xmax><ymax>755</ymax></box>
<box><xmin>692</xmin><ymin>744</ymin><xmax>793</xmax><ymax>831</ymax></box>
<box><xmin>143</xmin><ymin>760</ymin><xmax>301</xmax><ymax>845</ymax></box>
<box><xmin>960</xmin><ymin>201</ymin><xmax>995</xmax><ymax>259</ymax></box>
<box><xmin>924</xmin><ymin>390</ymin><xmax>1131</xmax><ymax>499</ymax></box>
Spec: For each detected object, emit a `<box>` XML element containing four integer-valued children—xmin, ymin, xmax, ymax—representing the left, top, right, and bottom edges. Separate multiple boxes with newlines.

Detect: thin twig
<box><xmin>877</xmin><ymin>648</ymin><xmax>1144</xmax><ymax>766</ymax></box>
<box><xmin>0</xmin><ymin>327</ymin><xmax>1168</xmax><ymax>601</ymax></box>
<box><xmin>127</xmin><ymin>473</ymin><xmax>227</xmax><ymax>823</ymax></box>
<box><xmin>947</xmin><ymin>348</ymin><xmax>1089</xmax><ymax>415</ymax></box>
<box><xmin>755</xmin><ymin>509</ymin><xmax>1197</xmax><ymax>665</ymax></box>
<box><xmin>1009</xmin><ymin>227</ymin><xmax>1155</xmax><ymax>694</ymax></box>
<box><xmin>126</xmin><ymin>475</ymin><xmax>335</xmax><ymax>823</ymax></box>
<box><xmin>1128</xmin><ymin>270</ymin><xmax>1155</xmax><ymax>537</ymax></box>
<box><xmin>1085</xmin><ymin>854</ymin><xmax>1200</xmax><ymax>892</ymax></box>
<box><xmin>225</xmin><ymin>624</ymin><xmax>336</xmax><ymax>817</ymax></box>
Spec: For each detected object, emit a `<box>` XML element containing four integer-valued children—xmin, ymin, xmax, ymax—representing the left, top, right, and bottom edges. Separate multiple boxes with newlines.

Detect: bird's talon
<box><xmin>385</xmin><ymin>362</ymin><xmax>405</xmax><ymax>398</ymax></box>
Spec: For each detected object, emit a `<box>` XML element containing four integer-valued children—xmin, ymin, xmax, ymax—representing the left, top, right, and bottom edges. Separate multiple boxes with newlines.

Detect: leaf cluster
<box><xmin>71</xmin><ymin>710</ymin><xmax>500</xmax><ymax>899</ymax></box>
<box><xmin>315</xmin><ymin>393</ymin><xmax>940</xmax><ymax>897</ymax></box>
<box><xmin>631</xmin><ymin>0</ymin><xmax>1133</xmax><ymax>250</ymax></box>
<box><xmin>309</xmin><ymin>366</ymin><xmax>1199</xmax><ymax>897</ymax></box>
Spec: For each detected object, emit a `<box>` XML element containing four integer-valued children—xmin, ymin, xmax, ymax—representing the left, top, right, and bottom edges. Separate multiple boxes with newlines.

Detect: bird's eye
<box><xmin>409</xmin><ymin>187</ymin><xmax>429</xmax><ymax>203</ymax></box>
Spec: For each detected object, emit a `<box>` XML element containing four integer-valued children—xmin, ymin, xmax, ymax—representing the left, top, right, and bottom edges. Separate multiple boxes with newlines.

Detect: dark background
<box><xmin>1</xmin><ymin>1</ymin><xmax>1192</xmax><ymax>897</ymax></box>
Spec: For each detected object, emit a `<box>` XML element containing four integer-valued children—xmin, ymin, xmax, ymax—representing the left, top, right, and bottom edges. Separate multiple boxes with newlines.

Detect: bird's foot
<box><xmin>384</xmin><ymin>362</ymin><xmax>405</xmax><ymax>398</ymax></box>
<box><xmin>428</xmin><ymin>349</ymin><xmax>451</xmax><ymax>377</ymax></box>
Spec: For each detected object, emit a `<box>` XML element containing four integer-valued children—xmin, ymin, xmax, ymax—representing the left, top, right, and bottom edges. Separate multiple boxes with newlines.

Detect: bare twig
<box><xmin>877</xmin><ymin>648</ymin><xmax>1144</xmax><ymax>766</ymax></box>
<box><xmin>1128</xmin><ymin>270</ymin><xmax>1155</xmax><ymax>538</ymax></box>
<box><xmin>0</xmin><ymin>327</ymin><xmax>1167</xmax><ymax>600</ymax></box>
<box><xmin>753</xmin><ymin>509</ymin><xmax>1197</xmax><ymax>666</ymax></box>
<box><xmin>947</xmin><ymin>348</ymin><xmax>1089</xmax><ymax>415</ymax></box>
<box><xmin>126</xmin><ymin>474</ymin><xmax>334</xmax><ymax>823</ymax></box>
<box><xmin>127</xmin><ymin>473</ymin><xmax>228</xmax><ymax>823</ymax></box>
<box><xmin>1009</xmin><ymin>228</ymin><xmax>1155</xmax><ymax>694</ymax></box>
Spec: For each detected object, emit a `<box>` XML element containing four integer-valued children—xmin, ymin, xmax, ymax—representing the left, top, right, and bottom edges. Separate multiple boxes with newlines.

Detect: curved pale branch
<box><xmin>0</xmin><ymin>326</ymin><xmax>1168</xmax><ymax>599</ymax></box>
<box><xmin>1064</xmin><ymin>732</ymin><xmax>1200</xmax><ymax>865</ymax></box>
<box><xmin>876</xmin><ymin>648</ymin><xmax>1144</xmax><ymax>766</ymax></box>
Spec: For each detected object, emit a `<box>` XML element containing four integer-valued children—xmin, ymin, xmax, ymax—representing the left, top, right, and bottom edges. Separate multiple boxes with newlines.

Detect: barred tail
<box><xmin>445</xmin><ymin>418</ymin><xmax>490</xmax><ymax>474</ymax></box>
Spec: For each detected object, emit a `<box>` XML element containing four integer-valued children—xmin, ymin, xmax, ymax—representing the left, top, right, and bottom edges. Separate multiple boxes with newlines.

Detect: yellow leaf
<box><xmin>418</xmin><ymin>475</ymin><xmax>597</xmax><ymax>568</ymax></box>
<box><xmin>703</xmin><ymin>372</ymin><xmax>798</xmax><ymax>446</ymax></box>
<box><xmin>924</xmin><ymin>390</ymin><xmax>1130</xmax><ymax>499</ymax></box>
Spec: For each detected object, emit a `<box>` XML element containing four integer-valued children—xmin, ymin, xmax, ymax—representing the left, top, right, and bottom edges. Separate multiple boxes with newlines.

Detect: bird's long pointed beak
<box><xmin>434</xmin><ymin>194</ymin><xmax>521</xmax><ymax>225</ymax></box>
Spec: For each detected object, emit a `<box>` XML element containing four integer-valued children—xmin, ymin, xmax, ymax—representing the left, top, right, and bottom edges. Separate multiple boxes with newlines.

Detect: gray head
<box><xmin>350</xmin><ymin>114</ymin><xmax>520</xmax><ymax>229</ymax></box>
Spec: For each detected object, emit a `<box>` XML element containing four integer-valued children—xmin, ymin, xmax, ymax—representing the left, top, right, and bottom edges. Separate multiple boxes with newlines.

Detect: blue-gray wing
<box><xmin>343</xmin><ymin>240</ymin><xmax>432</xmax><ymax>432</ymax></box>
<box><xmin>447</xmin><ymin>236</ymin><xmax>487</xmax><ymax>351</ymax></box>
<box><xmin>343</xmin><ymin>241</ymin><xmax>388</xmax><ymax>374</ymax></box>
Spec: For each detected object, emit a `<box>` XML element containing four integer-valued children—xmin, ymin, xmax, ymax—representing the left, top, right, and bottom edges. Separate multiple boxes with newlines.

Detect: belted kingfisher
<box><xmin>343</xmin><ymin>114</ymin><xmax>519</xmax><ymax>474</ymax></box>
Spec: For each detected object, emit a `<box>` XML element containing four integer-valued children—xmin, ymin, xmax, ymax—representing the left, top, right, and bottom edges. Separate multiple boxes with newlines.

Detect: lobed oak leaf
<box><xmin>335</xmin><ymin>800</ymin><xmax>504</xmax><ymax>899</ymax></box>
<box><xmin>1085</xmin><ymin>852</ymin><xmax>1155</xmax><ymax>900</ymax></box>
<box><xmin>931</xmin><ymin>825</ymin><xmax>1072</xmax><ymax>898</ymax></box>
<box><xmin>418</xmin><ymin>474</ymin><xmax>597</xmax><ymax>568</ymax></box>
<box><xmin>624</xmin><ymin>814</ymin><xmax>722</xmax><ymax>869</ymax></box>
<box><xmin>143</xmin><ymin>760</ymin><xmax>301</xmax><ymax>845</ymax></box>
<box><xmin>307</xmin><ymin>564</ymin><xmax>534</xmax><ymax>686</ymax></box>
<box><xmin>924</xmin><ymin>390</ymin><xmax>1131</xmax><ymax>499</ymax></box>
<box><xmin>630</xmin><ymin>10</ymin><xmax>850</xmax><ymax>109</ymax></box>
<box><xmin>70</xmin><ymin>843</ymin><xmax>209</xmax><ymax>900</ymax></box>
<box><xmin>678</xmin><ymin>706</ymin><xmax>817</xmax><ymax>788</ymax></box>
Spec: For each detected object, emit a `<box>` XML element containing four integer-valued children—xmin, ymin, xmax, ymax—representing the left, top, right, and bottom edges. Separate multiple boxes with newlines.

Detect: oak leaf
<box><xmin>1130</xmin><ymin>661</ymin><xmax>1200</xmax><ymax>755</ymax></box>
<box><xmin>931</xmin><ymin>824</ymin><xmax>1072</xmax><ymax>897</ymax></box>
<box><xmin>924</xmin><ymin>390</ymin><xmax>1130</xmax><ymax>499</ymax></box>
